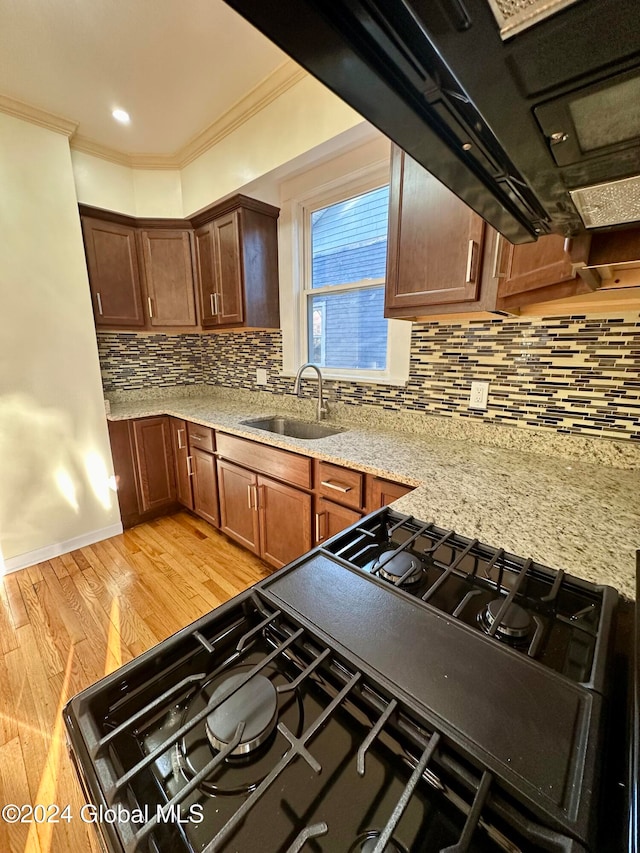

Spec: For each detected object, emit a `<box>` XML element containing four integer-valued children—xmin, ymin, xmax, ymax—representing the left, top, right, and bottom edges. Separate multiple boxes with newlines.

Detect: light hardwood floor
<box><xmin>0</xmin><ymin>512</ymin><xmax>271</xmax><ymax>853</ymax></box>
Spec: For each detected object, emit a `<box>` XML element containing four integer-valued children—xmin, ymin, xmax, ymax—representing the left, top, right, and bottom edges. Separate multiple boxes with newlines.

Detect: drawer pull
<box><xmin>321</xmin><ymin>480</ymin><xmax>352</xmax><ymax>493</ymax></box>
<box><xmin>191</xmin><ymin>433</ymin><xmax>205</xmax><ymax>441</ymax></box>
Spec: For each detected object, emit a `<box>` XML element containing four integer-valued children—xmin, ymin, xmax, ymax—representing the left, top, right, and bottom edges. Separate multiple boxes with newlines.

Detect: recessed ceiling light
<box><xmin>112</xmin><ymin>108</ymin><xmax>130</xmax><ymax>124</ymax></box>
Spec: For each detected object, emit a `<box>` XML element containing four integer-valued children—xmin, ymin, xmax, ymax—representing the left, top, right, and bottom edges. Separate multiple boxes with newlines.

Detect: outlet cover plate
<box><xmin>256</xmin><ymin>368</ymin><xmax>268</xmax><ymax>386</ymax></box>
<box><xmin>469</xmin><ymin>381</ymin><xmax>490</xmax><ymax>410</ymax></box>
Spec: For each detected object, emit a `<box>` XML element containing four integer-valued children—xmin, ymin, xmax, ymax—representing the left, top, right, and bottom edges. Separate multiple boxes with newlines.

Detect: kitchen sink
<box><xmin>241</xmin><ymin>416</ymin><xmax>345</xmax><ymax>440</ymax></box>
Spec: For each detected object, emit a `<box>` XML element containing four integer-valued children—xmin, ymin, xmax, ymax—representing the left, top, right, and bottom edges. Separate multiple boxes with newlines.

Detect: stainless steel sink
<box><xmin>241</xmin><ymin>416</ymin><xmax>345</xmax><ymax>440</ymax></box>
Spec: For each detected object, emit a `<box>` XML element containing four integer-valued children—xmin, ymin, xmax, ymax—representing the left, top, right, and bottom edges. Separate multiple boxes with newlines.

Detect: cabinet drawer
<box><xmin>216</xmin><ymin>432</ymin><xmax>312</xmax><ymax>489</ymax></box>
<box><xmin>187</xmin><ymin>422</ymin><xmax>215</xmax><ymax>453</ymax></box>
<box><xmin>316</xmin><ymin>461</ymin><xmax>363</xmax><ymax>510</ymax></box>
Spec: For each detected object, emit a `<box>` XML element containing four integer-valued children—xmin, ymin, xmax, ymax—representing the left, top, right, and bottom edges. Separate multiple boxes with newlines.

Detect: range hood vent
<box><xmin>570</xmin><ymin>175</ymin><xmax>640</xmax><ymax>229</ymax></box>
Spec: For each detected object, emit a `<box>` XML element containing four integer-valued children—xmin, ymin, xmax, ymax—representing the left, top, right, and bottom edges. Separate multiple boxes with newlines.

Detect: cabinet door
<box><xmin>108</xmin><ymin>420</ymin><xmax>140</xmax><ymax>526</ymax></box>
<box><xmin>258</xmin><ymin>476</ymin><xmax>312</xmax><ymax>569</ymax></box>
<box><xmin>497</xmin><ymin>234</ymin><xmax>592</xmax><ymax>306</ymax></box>
<box><xmin>131</xmin><ymin>417</ymin><xmax>176</xmax><ymax>513</ymax></box>
<box><xmin>385</xmin><ymin>148</ymin><xmax>486</xmax><ymax>314</ymax></box>
<box><xmin>81</xmin><ymin>217</ymin><xmax>145</xmax><ymax>327</ymax></box>
<box><xmin>140</xmin><ymin>230</ymin><xmax>197</xmax><ymax>327</ymax></box>
<box><xmin>314</xmin><ymin>498</ymin><xmax>361</xmax><ymax>546</ymax></box>
<box><xmin>170</xmin><ymin>417</ymin><xmax>193</xmax><ymax>510</ymax></box>
<box><xmin>194</xmin><ymin>224</ymin><xmax>218</xmax><ymax>327</ymax></box>
<box><xmin>366</xmin><ymin>476</ymin><xmax>413</xmax><ymax>513</ymax></box>
<box><xmin>213</xmin><ymin>211</ymin><xmax>244</xmax><ymax>326</ymax></box>
<box><xmin>217</xmin><ymin>460</ymin><xmax>260</xmax><ymax>554</ymax></box>
<box><xmin>192</xmin><ymin>447</ymin><xmax>219</xmax><ymax>527</ymax></box>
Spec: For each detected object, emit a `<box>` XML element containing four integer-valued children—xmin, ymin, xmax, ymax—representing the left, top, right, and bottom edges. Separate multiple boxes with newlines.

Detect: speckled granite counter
<box><xmin>107</xmin><ymin>390</ymin><xmax>639</xmax><ymax>598</ymax></box>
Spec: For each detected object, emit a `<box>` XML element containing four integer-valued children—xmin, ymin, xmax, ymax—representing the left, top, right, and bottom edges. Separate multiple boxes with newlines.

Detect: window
<box><xmin>280</xmin><ymin>156</ymin><xmax>411</xmax><ymax>386</ymax></box>
<box><xmin>305</xmin><ymin>186</ymin><xmax>389</xmax><ymax>371</ymax></box>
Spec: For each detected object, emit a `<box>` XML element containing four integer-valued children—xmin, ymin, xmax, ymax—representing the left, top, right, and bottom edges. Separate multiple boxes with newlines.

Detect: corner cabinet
<box><xmin>192</xmin><ymin>196</ymin><xmax>280</xmax><ymax>330</ymax></box>
<box><xmin>385</xmin><ymin>146</ymin><xmax>496</xmax><ymax>319</ymax></box>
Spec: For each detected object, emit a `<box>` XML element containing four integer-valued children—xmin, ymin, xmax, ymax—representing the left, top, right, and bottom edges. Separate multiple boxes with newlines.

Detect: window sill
<box><xmin>280</xmin><ymin>370</ymin><xmax>408</xmax><ymax>388</ymax></box>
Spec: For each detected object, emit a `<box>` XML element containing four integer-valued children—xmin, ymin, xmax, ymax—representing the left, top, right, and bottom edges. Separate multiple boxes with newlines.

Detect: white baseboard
<box><xmin>2</xmin><ymin>522</ymin><xmax>124</xmax><ymax>575</ymax></box>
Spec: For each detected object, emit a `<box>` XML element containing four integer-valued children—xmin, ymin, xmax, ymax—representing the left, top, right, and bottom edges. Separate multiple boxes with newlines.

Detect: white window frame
<box><xmin>280</xmin><ymin>161</ymin><xmax>411</xmax><ymax>386</ymax></box>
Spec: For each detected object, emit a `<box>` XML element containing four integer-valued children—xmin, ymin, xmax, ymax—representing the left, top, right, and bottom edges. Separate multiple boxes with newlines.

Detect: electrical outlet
<box><xmin>256</xmin><ymin>368</ymin><xmax>268</xmax><ymax>386</ymax></box>
<box><xmin>469</xmin><ymin>381</ymin><xmax>489</xmax><ymax>411</ymax></box>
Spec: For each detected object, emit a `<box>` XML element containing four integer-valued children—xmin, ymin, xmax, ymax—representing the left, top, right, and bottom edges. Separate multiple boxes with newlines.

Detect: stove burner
<box><xmin>206</xmin><ymin>673</ymin><xmax>278</xmax><ymax>756</ymax></box>
<box><xmin>356</xmin><ymin>833</ymin><xmax>404</xmax><ymax>853</ymax></box>
<box><xmin>375</xmin><ymin>550</ymin><xmax>423</xmax><ymax>585</ymax></box>
<box><xmin>482</xmin><ymin>599</ymin><xmax>532</xmax><ymax>641</ymax></box>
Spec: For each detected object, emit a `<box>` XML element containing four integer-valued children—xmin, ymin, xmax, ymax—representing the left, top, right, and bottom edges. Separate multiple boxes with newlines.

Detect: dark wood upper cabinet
<box><xmin>192</xmin><ymin>196</ymin><xmax>280</xmax><ymax>330</ymax></box>
<box><xmin>385</xmin><ymin>146</ymin><xmax>489</xmax><ymax>318</ymax></box>
<box><xmin>140</xmin><ymin>229</ymin><xmax>197</xmax><ymax>327</ymax></box>
<box><xmin>81</xmin><ymin>217</ymin><xmax>145</xmax><ymax>327</ymax></box>
<box><xmin>495</xmin><ymin>233</ymin><xmax>599</xmax><ymax>311</ymax></box>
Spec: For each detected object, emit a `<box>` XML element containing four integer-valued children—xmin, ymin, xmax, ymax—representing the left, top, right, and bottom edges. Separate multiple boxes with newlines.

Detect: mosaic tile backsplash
<box><xmin>98</xmin><ymin>312</ymin><xmax>640</xmax><ymax>442</ymax></box>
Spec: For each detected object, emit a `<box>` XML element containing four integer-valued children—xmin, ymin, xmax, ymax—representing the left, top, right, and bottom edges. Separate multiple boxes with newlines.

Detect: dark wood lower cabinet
<box><xmin>259</xmin><ymin>477</ymin><xmax>312</xmax><ymax>569</ymax></box>
<box><xmin>314</xmin><ymin>497</ymin><xmax>361</xmax><ymax>545</ymax></box>
<box><xmin>366</xmin><ymin>476</ymin><xmax>414</xmax><ymax>513</ymax></box>
<box><xmin>192</xmin><ymin>447</ymin><xmax>220</xmax><ymax>527</ymax></box>
<box><xmin>170</xmin><ymin>418</ymin><xmax>194</xmax><ymax>510</ymax></box>
<box><xmin>217</xmin><ymin>459</ymin><xmax>260</xmax><ymax>555</ymax></box>
<box><xmin>131</xmin><ymin>417</ymin><xmax>176</xmax><ymax>513</ymax></box>
<box><xmin>109</xmin><ymin>416</ymin><xmax>178</xmax><ymax>528</ymax></box>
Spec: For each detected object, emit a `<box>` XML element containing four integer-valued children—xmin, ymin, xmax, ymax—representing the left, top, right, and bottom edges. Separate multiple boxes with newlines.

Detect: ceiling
<box><xmin>0</xmin><ymin>0</ymin><xmax>289</xmax><ymax>156</ymax></box>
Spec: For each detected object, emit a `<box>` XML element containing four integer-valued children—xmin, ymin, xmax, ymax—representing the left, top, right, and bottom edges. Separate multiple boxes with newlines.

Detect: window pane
<box><xmin>311</xmin><ymin>186</ymin><xmax>389</xmax><ymax>288</ymax></box>
<box><xmin>308</xmin><ymin>288</ymin><xmax>387</xmax><ymax>369</ymax></box>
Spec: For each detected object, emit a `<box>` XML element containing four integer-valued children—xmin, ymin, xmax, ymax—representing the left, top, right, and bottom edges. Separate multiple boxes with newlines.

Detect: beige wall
<box><xmin>0</xmin><ymin>113</ymin><xmax>121</xmax><ymax>571</ymax></box>
<box><xmin>180</xmin><ymin>75</ymin><xmax>363</xmax><ymax>215</ymax></box>
<box><xmin>71</xmin><ymin>150</ymin><xmax>183</xmax><ymax>217</ymax></box>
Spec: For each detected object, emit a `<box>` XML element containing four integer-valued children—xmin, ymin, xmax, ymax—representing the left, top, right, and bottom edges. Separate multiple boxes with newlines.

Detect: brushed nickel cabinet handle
<box><xmin>96</xmin><ymin>292</ymin><xmax>103</xmax><ymax>315</ymax></box>
<box><xmin>191</xmin><ymin>433</ymin><xmax>204</xmax><ymax>441</ymax></box>
<box><xmin>315</xmin><ymin>512</ymin><xmax>326</xmax><ymax>542</ymax></box>
<box><xmin>465</xmin><ymin>239</ymin><xmax>478</xmax><ymax>283</ymax></box>
<box><xmin>492</xmin><ymin>235</ymin><xmax>505</xmax><ymax>279</ymax></box>
<box><xmin>563</xmin><ymin>237</ymin><xmax>572</xmax><ymax>254</ymax></box>
<box><xmin>214</xmin><ymin>292</ymin><xmax>220</xmax><ymax>315</ymax></box>
<box><xmin>247</xmin><ymin>484</ymin><xmax>253</xmax><ymax>509</ymax></box>
<box><xmin>147</xmin><ymin>296</ymin><xmax>153</xmax><ymax>318</ymax></box>
<box><xmin>186</xmin><ymin>456</ymin><xmax>193</xmax><ymax>477</ymax></box>
<box><xmin>177</xmin><ymin>428</ymin><xmax>185</xmax><ymax>449</ymax></box>
<box><xmin>321</xmin><ymin>480</ymin><xmax>351</xmax><ymax>493</ymax></box>
<box><xmin>209</xmin><ymin>293</ymin><xmax>216</xmax><ymax>315</ymax></box>
<box><xmin>254</xmin><ymin>484</ymin><xmax>261</xmax><ymax>510</ymax></box>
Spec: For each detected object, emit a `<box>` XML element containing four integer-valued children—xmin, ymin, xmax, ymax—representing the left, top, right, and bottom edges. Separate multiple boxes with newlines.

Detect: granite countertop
<box><xmin>107</xmin><ymin>390</ymin><xmax>639</xmax><ymax>598</ymax></box>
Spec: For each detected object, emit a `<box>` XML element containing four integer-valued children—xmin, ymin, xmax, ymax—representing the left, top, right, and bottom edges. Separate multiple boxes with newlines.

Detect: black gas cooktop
<box><xmin>64</xmin><ymin>508</ymin><xmax>635</xmax><ymax>853</ymax></box>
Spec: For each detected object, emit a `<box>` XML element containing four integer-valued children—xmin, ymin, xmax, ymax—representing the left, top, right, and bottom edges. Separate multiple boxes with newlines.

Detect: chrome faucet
<box><xmin>293</xmin><ymin>363</ymin><xmax>328</xmax><ymax>421</ymax></box>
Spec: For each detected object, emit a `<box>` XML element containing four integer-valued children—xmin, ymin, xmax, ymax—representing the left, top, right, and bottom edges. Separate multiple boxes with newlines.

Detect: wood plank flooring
<box><xmin>0</xmin><ymin>512</ymin><xmax>271</xmax><ymax>853</ymax></box>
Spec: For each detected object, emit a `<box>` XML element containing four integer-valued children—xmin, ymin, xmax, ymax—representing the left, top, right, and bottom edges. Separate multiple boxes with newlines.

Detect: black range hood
<box><xmin>223</xmin><ymin>0</ymin><xmax>640</xmax><ymax>244</ymax></box>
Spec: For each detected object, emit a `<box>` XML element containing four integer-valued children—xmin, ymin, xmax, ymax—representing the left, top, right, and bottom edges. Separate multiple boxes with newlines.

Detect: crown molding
<box><xmin>0</xmin><ymin>93</ymin><xmax>78</xmax><ymax>137</ymax></box>
<box><xmin>177</xmin><ymin>59</ymin><xmax>306</xmax><ymax>168</ymax></box>
<box><xmin>69</xmin><ymin>59</ymin><xmax>307</xmax><ymax>171</ymax></box>
<box><xmin>70</xmin><ymin>135</ymin><xmax>180</xmax><ymax>169</ymax></box>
